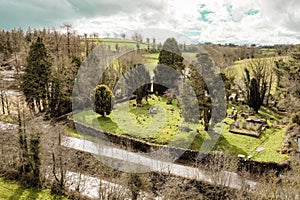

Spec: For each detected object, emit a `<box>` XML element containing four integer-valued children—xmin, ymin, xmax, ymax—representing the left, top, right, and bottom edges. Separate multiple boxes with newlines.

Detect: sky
<box><xmin>1</xmin><ymin>0</ymin><xmax>300</xmax><ymax>45</ymax></box>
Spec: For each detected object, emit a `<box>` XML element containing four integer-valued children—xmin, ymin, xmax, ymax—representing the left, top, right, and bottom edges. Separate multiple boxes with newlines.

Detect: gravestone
<box><xmin>235</xmin><ymin>120</ymin><xmax>240</xmax><ymax>128</ymax></box>
<box><xmin>256</xmin><ymin>123</ymin><xmax>261</xmax><ymax>131</ymax></box>
<box><xmin>242</xmin><ymin>122</ymin><xmax>247</xmax><ymax>129</ymax></box>
<box><xmin>149</xmin><ymin>107</ymin><xmax>157</xmax><ymax>115</ymax></box>
<box><xmin>249</xmin><ymin>123</ymin><xmax>254</xmax><ymax>130</ymax></box>
<box><xmin>273</xmin><ymin>121</ymin><xmax>278</xmax><ymax>128</ymax></box>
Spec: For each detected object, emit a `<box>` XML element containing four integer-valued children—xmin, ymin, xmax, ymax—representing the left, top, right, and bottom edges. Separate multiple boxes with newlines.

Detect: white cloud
<box><xmin>1</xmin><ymin>0</ymin><xmax>300</xmax><ymax>44</ymax></box>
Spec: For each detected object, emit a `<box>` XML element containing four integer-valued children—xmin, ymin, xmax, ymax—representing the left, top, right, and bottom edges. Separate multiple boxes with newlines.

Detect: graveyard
<box><xmin>73</xmin><ymin>94</ymin><xmax>289</xmax><ymax>163</ymax></box>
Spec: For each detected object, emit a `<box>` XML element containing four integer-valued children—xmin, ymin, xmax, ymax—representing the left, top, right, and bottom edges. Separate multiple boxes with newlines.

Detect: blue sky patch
<box><xmin>200</xmin><ymin>10</ymin><xmax>213</xmax><ymax>22</ymax></box>
<box><xmin>183</xmin><ymin>31</ymin><xmax>201</xmax><ymax>37</ymax></box>
<box><xmin>246</xmin><ymin>9</ymin><xmax>259</xmax><ymax>16</ymax></box>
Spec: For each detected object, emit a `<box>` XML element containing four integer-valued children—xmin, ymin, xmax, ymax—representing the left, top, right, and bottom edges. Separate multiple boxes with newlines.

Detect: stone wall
<box><xmin>73</xmin><ymin>121</ymin><xmax>291</xmax><ymax>175</ymax></box>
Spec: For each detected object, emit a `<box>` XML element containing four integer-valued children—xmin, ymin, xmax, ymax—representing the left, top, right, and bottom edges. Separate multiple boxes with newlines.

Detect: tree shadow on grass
<box><xmin>214</xmin><ymin>135</ymin><xmax>248</xmax><ymax>156</ymax></box>
<box><xmin>92</xmin><ymin>116</ymin><xmax>120</xmax><ymax>133</ymax></box>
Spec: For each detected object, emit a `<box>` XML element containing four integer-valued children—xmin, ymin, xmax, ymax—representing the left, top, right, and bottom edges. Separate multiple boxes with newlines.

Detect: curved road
<box><xmin>62</xmin><ymin>136</ymin><xmax>258</xmax><ymax>191</ymax></box>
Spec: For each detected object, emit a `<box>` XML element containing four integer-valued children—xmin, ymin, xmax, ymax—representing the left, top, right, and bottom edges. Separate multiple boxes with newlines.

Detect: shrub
<box><xmin>90</xmin><ymin>84</ymin><xmax>113</xmax><ymax>117</ymax></box>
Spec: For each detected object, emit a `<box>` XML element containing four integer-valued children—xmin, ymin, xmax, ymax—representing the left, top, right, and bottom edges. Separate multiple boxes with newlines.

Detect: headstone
<box><xmin>249</xmin><ymin>123</ymin><xmax>254</xmax><ymax>130</ymax></box>
<box><xmin>235</xmin><ymin>120</ymin><xmax>240</xmax><ymax>128</ymax></box>
<box><xmin>256</xmin><ymin>123</ymin><xmax>261</xmax><ymax>131</ymax></box>
<box><xmin>238</xmin><ymin>154</ymin><xmax>245</xmax><ymax>159</ymax></box>
<box><xmin>149</xmin><ymin>108</ymin><xmax>157</xmax><ymax>115</ymax></box>
<box><xmin>242</xmin><ymin>122</ymin><xmax>247</xmax><ymax>129</ymax></box>
<box><xmin>256</xmin><ymin>147</ymin><xmax>265</xmax><ymax>152</ymax></box>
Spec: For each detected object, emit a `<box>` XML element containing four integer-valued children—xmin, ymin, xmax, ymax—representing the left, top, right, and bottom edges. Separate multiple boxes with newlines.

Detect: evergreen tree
<box><xmin>158</xmin><ymin>38</ymin><xmax>184</xmax><ymax>72</ymax></box>
<box><xmin>21</xmin><ymin>37</ymin><xmax>51</xmax><ymax>112</ymax></box>
<box><xmin>122</xmin><ymin>64</ymin><xmax>151</xmax><ymax>105</ymax></box>
<box><xmin>242</xmin><ymin>61</ymin><xmax>269</xmax><ymax>113</ymax></box>
<box><xmin>91</xmin><ymin>84</ymin><xmax>113</xmax><ymax>117</ymax></box>
<box><xmin>249</xmin><ymin>78</ymin><xmax>261</xmax><ymax>112</ymax></box>
<box><xmin>153</xmin><ymin>64</ymin><xmax>180</xmax><ymax>95</ymax></box>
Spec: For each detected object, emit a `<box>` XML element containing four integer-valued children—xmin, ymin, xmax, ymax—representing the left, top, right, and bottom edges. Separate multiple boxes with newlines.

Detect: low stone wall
<box><xmin>73</xmin><ymin>121</ymin><xmax>291</xmax><ymax>175</ymax></box>
<box><xmin>237</xmin><ymin>158</ymin><xmax>291</xmax><ymax>176</ymax></box>
<box><xmin>74</xmin><ymin>121</ymin><xmax>200</xmax><ymax>161</ymax></box>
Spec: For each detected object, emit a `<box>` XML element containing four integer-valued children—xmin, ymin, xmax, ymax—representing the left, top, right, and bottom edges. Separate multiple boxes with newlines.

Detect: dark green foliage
<box><xmin>242</xmin><ymin>66</ymin><xmax>267</xmax><ymax>113</ymax></box>
<box><xmin>49</xmin><ymin>56</ymin><xmax>81</xmax><ymax>117</ymax></box>
<box><xmin>122</xmin><ymin>64</ymin><xmax>151</xmax><ymax>105</ymax></box>
<box><xmin>220</xmin><ymin>73</ymin><xmax>234</xmax><ymax>100</ymax></box>
<box><xmin>91</xmin><ymin>84</ymin><xmax>113</xmax><ymax>117</ymax></box>
<box><xmin>196</xmin><ymin>52</ymin><xmax>226</xmax><ymax>127</ymax></box>
<box><xmin>21</xmin><ymin>37</ymin><xmax>51</xmax><ymax>112</ymax></box>
<box><xmin>178</xmin><ymin>81</ymin><xmax>200</xmax><ymax>123</ymax></box>
<box><xmin>188</xmin><ymin>64</ymin><xmax>206</xmax><ymax>120</ymax></box>
<box><xmin>249</xmin><ymin>78</ymin><xmax>261</xmax><ymax>112</ymax></box>
<box><xmin>158</xmin><ymin>38</ymin><xmax>184</xmax><ymax>72</ymax></box>
<box><xmin>153</xmin><ymin>64</ymin><xmax>180</xmax><ymax>94</ymax></box>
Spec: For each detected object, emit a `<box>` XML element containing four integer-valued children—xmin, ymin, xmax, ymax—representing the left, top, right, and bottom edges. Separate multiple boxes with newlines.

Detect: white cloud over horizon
<box><xmin>1</xmin><ymin>0</ymin><xmax>300</xmax><ymax>45</ymax></box>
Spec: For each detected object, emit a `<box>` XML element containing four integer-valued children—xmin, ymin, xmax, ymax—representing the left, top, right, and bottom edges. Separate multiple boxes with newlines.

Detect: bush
<box><xmin>90</xmin><ymin>84</ymin><xmax>113</xmax><ymax>117</ymax></box>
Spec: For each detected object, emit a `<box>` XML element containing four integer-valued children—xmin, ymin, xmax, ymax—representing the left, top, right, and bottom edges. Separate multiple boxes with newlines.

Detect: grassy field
<box><xmin>261</xmin><ymin>48</ymin><xmax>276</xmax><ymax>56</ymax></box>
<box><xmin>87</xmin><ymin>38</ymin><xmax>149</xmax><ymax>50</ymax></box>
<box><xmin>216</xmin><ymin>118</ymin><xmax>288</xmax><ymax>162</ymax></box>
<box><xmin>225</xmin><ymin>56</ymin><xmax>289</xmax><ymax>78</ymax></box>
<box><xmin>74</xmin><ymin>95</ymin><xmax>204</xmax><ymax>147</ymax></box>
<box><xmin>224</xmin><ymin>56</ymin><xmax>290</xmax><ymax>95</ymax></box>
<box><xmin>0</xmin><ymin>178</ymin><xmax>67</xmax><ymax>200</ymax></box>
<box><xmin>73</xmin><ymin>95</ymin><xmax>288</xmax><ymax>162</ymax></box>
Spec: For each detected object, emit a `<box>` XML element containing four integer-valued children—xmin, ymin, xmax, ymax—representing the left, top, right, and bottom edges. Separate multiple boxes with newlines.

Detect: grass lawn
<box><xmin>0</xmin><ymin>178</ymin><xmax>67</xmax><ymax>200</ymax></box>
<box><xmin>73</xmin><ymin>95</ymin><xmax>288</xmax><ymax>162</ymax></box>
<box><xmin>74</xmin><ymin>95</ymin><xmax>205</xmax><ymax>148</ymax></box>
<box><xmin>216</xmin><ymin>118</ymin><xmax>289</xmax><ymax>162</ymax></box>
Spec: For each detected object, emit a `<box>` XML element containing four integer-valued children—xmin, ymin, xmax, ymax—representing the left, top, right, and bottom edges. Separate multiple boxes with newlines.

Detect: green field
<box><xmin>261</xmin><ymin>48</ymin><xmax>276</xmax><ymax>56</ymax></box>
<box><xmin>216</xmin><ymin>118</ymin><xmax>288</xmax><ymax>162</ymax></box>
<box><xmin>74</xmin><ymin>95</ymin><xmax>204</xmax><ymax>147</ymax></box>
<box><xmin>73</xmin><ymin>95</ymin><xmax>288</xmax><ymax>162</ymax></box>
<box><xmin>0</xmin><ymin>178</ymin><xmax>67</xmax><ymax>200</ymax></box>
<box><xmin>87</xmin><ymin>38</ymin><xmax>149</xmax><ymax>50</ymax></box>
<box><xmin>225</xmin><ymin>56</ymin><xmax>289</xmax><ymax>77</ymax></box>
